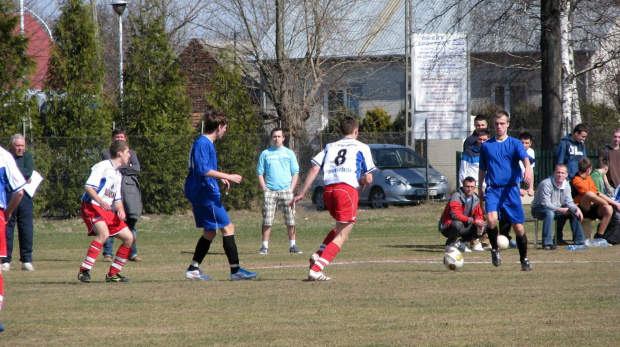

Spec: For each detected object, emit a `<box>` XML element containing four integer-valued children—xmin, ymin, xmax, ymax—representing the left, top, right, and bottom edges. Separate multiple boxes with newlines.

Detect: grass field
<box><xmin>2</xmin><ymin>202</ymin><xmax>619</xmax><ymax>346</ymax></box>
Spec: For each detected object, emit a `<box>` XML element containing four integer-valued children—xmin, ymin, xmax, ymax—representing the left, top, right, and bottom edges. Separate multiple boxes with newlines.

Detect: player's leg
<box><xmin>78</xmin><ymin>221</ymin><xmax>111</xmax><ymax>283</ymax></box>
<box><xmin>221</xmin><ymin>223</ymin><xmax>258</xmax><ymax>281</ymax></box>
<box><xmin>512</xmin><ymin>223</ymin><xmax>532</xmax><ymax>271</ymax></box>
<box><xmin>185</xmin><ymin>205</ymin><xmax>216</xmax><ymax>281</ymax></box>
<box><xmin>126</xmin><ymin>218</ymin><xmax>140</xmax><ymax>261</ymax></box>
<box><xmin>0</xmin><ymin>218</ymin><xmax>7</xmax><ymax>331</ymax></box>
<box><xmin>260</xmin><ymin>190</ymin><xmax>277</xmax><ymax>254</ymax></box>
<box><xmin>486</xmin><ymin>210</ymin><xmax>503</xmax><ymax>267</ymax></box>
<box><xmin>309</xmin><ymin>184</ymin><xmax>357</xmax><ymax>280</ymax></box>
<box><xmin>106</xmin><ymin>227</ymin><xmax>133</xmax><ymax>282</ymax></box>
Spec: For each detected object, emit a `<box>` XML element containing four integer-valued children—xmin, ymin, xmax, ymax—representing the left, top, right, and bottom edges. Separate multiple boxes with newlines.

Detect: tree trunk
<box><xmin>541</xmin><ymin>0</ymin><xmax>563</xmax><ymax>151</ymax></box>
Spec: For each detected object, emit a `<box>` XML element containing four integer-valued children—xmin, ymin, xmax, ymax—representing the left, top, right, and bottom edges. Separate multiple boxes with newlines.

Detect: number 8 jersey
<box><xmin>312</xmin><ymin>138</ymin><xmax>375</xmax><ymax>188</ymax></box>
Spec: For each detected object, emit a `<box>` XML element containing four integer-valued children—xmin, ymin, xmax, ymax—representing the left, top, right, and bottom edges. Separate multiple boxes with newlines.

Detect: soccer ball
<box><xmin>497</xmin><ymin>235</ymin><xmax>510</xmax><ymax>250</ymax></box>
<box><xmin>443</xmin><ymin>249</ymin><xmax>464</xmax><ymax>270</ymax></box>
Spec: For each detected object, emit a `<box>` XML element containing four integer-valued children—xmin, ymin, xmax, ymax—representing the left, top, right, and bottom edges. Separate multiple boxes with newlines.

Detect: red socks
<box><xmin>317</xmin><ymin>229</ymin><xmax>337</xmax><ymax>257</ymax></box>
<box><xmin>311</xmin><ymin>242</ymin><xmax>340</xmax><ymax>272</ymax></box>
<box><xmin>108</xmin><ymin>245</ymin><xmax>131</xmax><ymax>277</ymax></box>
<box><xmin>80</xmin><ymin>240</ymin><xmax>103</xmax><ymax>271</ymax></box>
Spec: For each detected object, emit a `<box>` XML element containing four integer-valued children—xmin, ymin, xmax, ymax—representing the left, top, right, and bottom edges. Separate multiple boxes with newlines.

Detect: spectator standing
<box><xmin>554</xmin><ymin>123</ymin><xmax>588</xmax><ymax>245</ymax></box>
<box><xmin>459</xmin><ymin>128</ymin><xmax>490</xmax><ymax>188</ymax></box>
<box><xmin>257</xmin><ymin>128</ymin><xmax>301</xmax><ymax>255</ymax></box>
<box><xmin>531</xmin><ymin>164</ymin><xmax>584</xmax><ymax>250</ymax></box>
<box><xmin>184</xmin><ymin>110</ymin><xmax>258</xmax><ymax>281</ymax></box>
<box><xmin>519</xmin><ymin>132</ymin><xmax>536</xmax><ymax>196</ymax></box>
<box><xmin>598</xmin><ymin>128</ymin><xmax>620</xmax><ymax>189</ymax></box>
<box><xmin>439</xmin><ymin>177</ymin><xmax>486</xmax><ymax>252</ymax></box>
<box><xmin>0</xmin><ymin>146</ymin><xmax>26</xmax><ymax>331</ymax></box>
<box><xmin>101</xmin><ymin>128</ymin><xmax>143</xmax><ymax>262</ymax></box>
<box><xmin>291</xmin><ymin>116</ymin><xmax>375</xmax><ymax>281</ymax></box>
<box><xmin>478</xmin><ymin>110</ymin><xmax>534</xmax><ymax>271</ymax></box>
<box><xmin>555</xmin><ymin>124</ymin><xmax>587</xmax><ymax>180</ymax></box>
<box><xmin>2</xmin><ymin>135</ymin><xmax>35</xmax><ymax>271</ymax></box>
<box><xmin>462</xmin><ymin>115</ymin><xmax>488</xmax><ymax>152</ymax></box>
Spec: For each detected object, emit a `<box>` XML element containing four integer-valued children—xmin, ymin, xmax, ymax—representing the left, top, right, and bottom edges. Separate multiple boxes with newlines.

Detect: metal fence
<box><xmin>16</xmin><ymin>128</ymin><xmax>606</xmax><ymax>217</ymax></box>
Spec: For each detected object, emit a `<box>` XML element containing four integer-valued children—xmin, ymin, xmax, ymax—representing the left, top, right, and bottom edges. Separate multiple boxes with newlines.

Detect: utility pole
<box><xmin>405</xmin><ymin>0</ymin><xmax>414</xmax><ymax>148</ymax></box>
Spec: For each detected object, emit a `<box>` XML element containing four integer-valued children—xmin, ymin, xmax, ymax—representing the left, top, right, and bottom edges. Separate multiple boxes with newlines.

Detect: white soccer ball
<box><xmin>497</xmin><ymin>235</ymin><xmax>510</xmax><ymax>250</ymax></box>
<box><xmin>443</xmin><ymin>249</ymin><xmax>464</xmax><ymax>270</ymax></box>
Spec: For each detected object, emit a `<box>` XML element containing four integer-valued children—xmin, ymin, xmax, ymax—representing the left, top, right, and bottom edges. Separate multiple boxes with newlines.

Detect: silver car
<box><xmin>311</xmin><ymin>144</ymin><xmax>450</xmax><ymax>209</ymax></box>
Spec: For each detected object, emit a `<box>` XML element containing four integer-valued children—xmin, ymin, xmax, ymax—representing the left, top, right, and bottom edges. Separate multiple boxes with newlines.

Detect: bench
<box><xmin>528</xmin><ymin>217</ymin><xmax>592</xmax><ymax>248</ymax></box>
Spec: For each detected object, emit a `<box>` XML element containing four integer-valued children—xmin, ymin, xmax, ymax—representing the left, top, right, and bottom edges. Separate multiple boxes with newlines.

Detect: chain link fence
<box><xmin>16</xmin><ymin>126</ymin><xmax>609</xmax><ymax>218</ymax></box>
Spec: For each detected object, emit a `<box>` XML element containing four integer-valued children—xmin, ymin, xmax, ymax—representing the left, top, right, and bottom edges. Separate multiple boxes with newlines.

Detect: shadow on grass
<box><xmin>384</xmin><ymin>244</ymin><xmax>445</xmax><ymax>253</ymax></box>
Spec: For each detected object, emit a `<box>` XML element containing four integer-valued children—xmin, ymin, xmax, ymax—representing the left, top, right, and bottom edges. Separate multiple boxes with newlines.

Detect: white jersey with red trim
<box><xmin>0</xmin><ymin>147</ymin><xmax>27</xmax><ymax>209</ymax></box>
<box><xmin>81</xmin><ymin>160</ymin><xmax>122</xmax><ymax>207</ymax></box>
<box><xmin>312</xmin><ymin>137</ymin><xmax>375</xmax><ymax>188</ymax></box>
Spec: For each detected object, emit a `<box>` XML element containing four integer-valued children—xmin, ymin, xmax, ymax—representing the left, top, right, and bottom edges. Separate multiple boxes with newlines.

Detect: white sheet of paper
<box><xmin>23</xmin><ymin>170</ymin><xmax>43</xmax><ymax>197</ymax></box>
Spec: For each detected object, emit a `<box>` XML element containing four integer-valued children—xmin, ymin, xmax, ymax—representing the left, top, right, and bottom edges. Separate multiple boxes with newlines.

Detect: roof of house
<box><xmin>257</xmin><ymin>0</ymin><xmax>619</xmax><ymax>59</ymax></box>
<box><xmin>14</xmin><ymin>14</ymin><xmax>54</xmax><ymax>90</ymax></box>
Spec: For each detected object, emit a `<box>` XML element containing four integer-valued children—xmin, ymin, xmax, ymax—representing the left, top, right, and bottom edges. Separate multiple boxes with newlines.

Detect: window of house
<box><xmin>493</xmin><ymin>84</ymin><xmax>526</xmax><ymax>113</ymax></box>
<box><xmin>327</xmin><ymin>85</ymin><xmax>362</xmax><ymax>117</ymax></box>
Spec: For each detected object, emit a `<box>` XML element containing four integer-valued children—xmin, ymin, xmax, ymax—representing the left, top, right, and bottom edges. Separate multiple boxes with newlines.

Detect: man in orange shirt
<box><xmin>572</xmin><ymin>158</ymin><xmax>620</xmax><ymax>238</ymax></box>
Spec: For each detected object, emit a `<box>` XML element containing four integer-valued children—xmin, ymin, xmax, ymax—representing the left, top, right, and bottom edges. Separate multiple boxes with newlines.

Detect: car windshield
<box><xmin>371</xmin><ymin>148</ymin><xmax>427</xmax><ymax>168</ymax></box>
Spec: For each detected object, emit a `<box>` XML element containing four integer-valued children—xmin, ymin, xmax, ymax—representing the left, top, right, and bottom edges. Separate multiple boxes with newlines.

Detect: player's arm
<box><xmin>290</xmin><ymin>165</ymin><xmax>320</xmax><ymax>206</ymax></box>
<box><xmin>205</xmin><ymin>169</ymin><xmax>242</xmax><ymax>190</ymax></box>
<box><xmin>359</xmin><ymin>172</ymin><xmax>373</xmax><ymax>190</ymax></box>
<box><xmin>84</xmin><ymin>186</ymin><xmax>111</xmax><ymax>211</ymax></box>
<box><xmin>114</xmin><ymin>200</ymin><xmax>126</xmax><ymax>220</ymax></box>
<box><xmin>522</xmin><ymin>157</ymin><xmax>533</xmax><ymax>185</ymax></box>
<box><xmin>478</xmin><ymin>169</ymin><xmax>486</xmax><ymax>200</ymax></box>
<box><xmin>4</xmin><ymin>189</ymin><xmax>23</xmax><ymax>220</ymax></box>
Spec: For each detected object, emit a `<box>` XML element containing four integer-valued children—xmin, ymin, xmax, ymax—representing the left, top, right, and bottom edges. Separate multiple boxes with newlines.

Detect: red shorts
<box><xmin>81</xmin><ymin>201</ymin><xmax>127</xmax><ymax>236</ymax></box>
<box><xmin>324</xmin><ymin>183</ymin><xmax>359</xmax><ymax>224</ymax></box>
<box><xmin>0</xmin><ymin>212</ymin><xmax>6</xmax><ymax>258</ymax></box>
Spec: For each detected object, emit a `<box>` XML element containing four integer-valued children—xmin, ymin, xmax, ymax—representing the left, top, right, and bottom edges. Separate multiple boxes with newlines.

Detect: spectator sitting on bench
<box><xmin>572</xmin><ymin>158</ymin><xmax>620</xmax><ymax>239</ymax></box>
<box><xmin>531</xmin><ymin>164</ymin><xmax>585</xmax><ymax>249</ymax></box>
<box><xmin>590</xmin><ymin>160</ymin><xmax>614</xmax><ymax>198</ymax></box>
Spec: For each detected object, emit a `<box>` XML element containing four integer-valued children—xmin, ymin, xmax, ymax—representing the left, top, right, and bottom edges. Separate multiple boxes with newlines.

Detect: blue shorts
<box><xmin>192</xmin><ymin>202</ymin><xmax>231</xmax><ymax>231</ymax></box>
<box><xmin>485</xmin><ymin>185</ymin><xmax>525</xmax><ymax>224</ymax></box>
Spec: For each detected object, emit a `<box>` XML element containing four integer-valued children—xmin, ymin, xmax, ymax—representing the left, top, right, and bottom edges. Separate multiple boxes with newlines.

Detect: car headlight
<box><xmin>440</xmin><ymin>175</ymin><xmax>448</xmax><ymax>184</ymax></box>
<box><xmin>386</xmin><ymin>175</ymin><xmax>406</xmax><ymax>186</ymax></box>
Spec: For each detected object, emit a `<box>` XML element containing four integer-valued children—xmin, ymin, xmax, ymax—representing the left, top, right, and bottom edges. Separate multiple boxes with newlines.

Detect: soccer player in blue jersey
<box><xmin>478</xmin><ymin>110</ymin><xmax>534</xmax><ymax>271</ymax></box>
<box><xmin>184</xmin><ymin>110</ymin><xmax>257</xmax><ymax>281</ymax></box>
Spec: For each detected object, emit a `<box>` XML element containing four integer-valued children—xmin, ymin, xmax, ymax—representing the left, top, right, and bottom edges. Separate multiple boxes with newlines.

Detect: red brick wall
<box><xmin>178</xmin><ymin>39</ymin><xmax>221</xmax><ymax>126</ymax></box>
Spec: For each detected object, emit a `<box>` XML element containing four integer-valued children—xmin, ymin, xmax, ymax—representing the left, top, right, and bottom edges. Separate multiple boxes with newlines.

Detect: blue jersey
<box><xmin>185</xmin><ymin>135</ymin><xmax>220</xmax><ymax>206</ymax></box>
<box><xmin>480</xmin><ymin>136</ymin><xmax>534</xmax><ymax>187</ymax></box>
<box><xmin>256</xmin><ymin>146</ymin><xmax>299</xmax><ymax>191</ymax></box>
<box><xmin>0</xmin><ymin>147</ymin><xmax>26</xmax><ymax>209</ymax></box>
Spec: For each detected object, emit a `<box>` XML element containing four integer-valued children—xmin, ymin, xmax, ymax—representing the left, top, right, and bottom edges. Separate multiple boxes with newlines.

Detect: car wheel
<box><xmin>312</xmin><ymin>187</ymin><xmax>326</xmax><ymax>211</ymax></box>
<box><xmin>369</xmin><ymin>187</ymin><xmax>387</xmax><ymax>209</ymax></box>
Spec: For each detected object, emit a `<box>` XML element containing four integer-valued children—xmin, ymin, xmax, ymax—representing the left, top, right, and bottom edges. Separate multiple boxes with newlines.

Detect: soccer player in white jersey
<box><xmin>291</xmin><ymin>116</ymin><xmax>375</xmax><ymax>281</ymax></box>
<box><xmin>0</xmin><ymin>147</ymin><xmax>26</xmax><ymax>332</ymax></box>
<box><xmin>77</xmin><ymin>140</ymin><xmax>135</xmax><ymax>283</ymax></box>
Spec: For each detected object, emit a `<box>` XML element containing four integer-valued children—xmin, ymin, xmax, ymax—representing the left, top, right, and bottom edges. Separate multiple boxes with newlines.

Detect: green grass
<box><xmin>2</xmin><ymin>202</ymin><xmax>619</xmax><ymax>346</ymax></box>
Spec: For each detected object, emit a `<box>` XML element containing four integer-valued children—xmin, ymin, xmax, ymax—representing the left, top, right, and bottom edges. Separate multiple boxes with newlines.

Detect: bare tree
<box><xmin>203</xmin><ymin>0</ymin><xmax>396</xmax><ymax>149</ymax></box>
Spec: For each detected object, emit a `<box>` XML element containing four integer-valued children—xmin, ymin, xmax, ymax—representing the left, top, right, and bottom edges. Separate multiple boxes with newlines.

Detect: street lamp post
<box><xmin>112</xmin><ymin>1</ymin><xmax>127</xmax><ymax>111</ymax></box>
